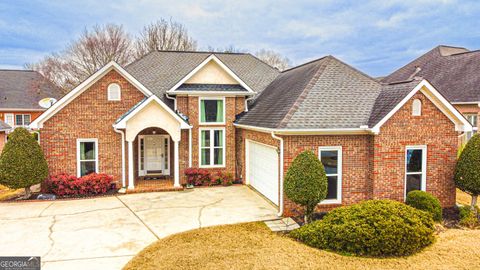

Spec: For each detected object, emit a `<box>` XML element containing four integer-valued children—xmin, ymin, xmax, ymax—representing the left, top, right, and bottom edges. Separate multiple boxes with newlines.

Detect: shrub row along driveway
<box><xmin>0</xmin><ymin>186</ymin><xmax>278</xmax><ymax>270</ymax></box>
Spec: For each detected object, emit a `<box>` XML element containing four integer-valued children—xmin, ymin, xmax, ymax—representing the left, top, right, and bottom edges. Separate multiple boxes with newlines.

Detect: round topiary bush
<box><xmin>406</xmin><ymin>190</ymin><xmax>443</xmax><ymax>222</ymax></box>
<box><xmin>290</xmin><ymin>200</ymin><xmax>435</xmax><ymax>257</ymax></box>
<box><xmin>284</xmin><ymin>150</ymin><xmax>327</xmax><ymax>223</ymax></box>
<box><xmin>455</xmin><ymin>133</ymin><xmax>480</xmax><ymax>210</ymax></box>
<box><xmin>0</xmin><ymin>128</ymin><xmax>48</xmax><ymax>198</ymax></box>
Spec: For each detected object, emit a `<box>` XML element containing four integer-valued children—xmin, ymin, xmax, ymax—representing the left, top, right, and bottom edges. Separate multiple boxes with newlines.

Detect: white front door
<box><xmin>140</xmin><ymin>135</ymin><xmax>170</xmax><ymax>175</ymax></box>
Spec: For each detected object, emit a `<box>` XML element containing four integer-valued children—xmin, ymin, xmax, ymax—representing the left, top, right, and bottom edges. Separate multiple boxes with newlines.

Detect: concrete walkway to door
<box><xmin>0</xmin><ymin>186</ymin><xmax>278</xmax><ymax>270</ymax></box>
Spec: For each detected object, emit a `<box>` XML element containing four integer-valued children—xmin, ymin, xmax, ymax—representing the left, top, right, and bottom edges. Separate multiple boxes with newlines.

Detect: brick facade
<box><xmin>40</xmin><ymin>70</ymin><xmax>146</xmax><ymax>183</ymax></box>
<box><xmin>0</xmin><ymin>110</ymin><xmax>43</xmax><ymax>153</ymax></box>
<box><xmin>237</xmin><ymin>91</ymin><xmax>459</xmax><ymax>216</ymax></box>
<box><xmin>372</xmin><ymin>92</ymin><xmax>458</xmax><ymax>207</ymax></box>
<box><xmin>37</xmin><ymin>68</ymin><xmax>458</xmax><ymax>217</ymax></box>
<box><xmin>177</xmin><ymin>95</ymin><xmax>245</xmax><ymax>178</ymax></box>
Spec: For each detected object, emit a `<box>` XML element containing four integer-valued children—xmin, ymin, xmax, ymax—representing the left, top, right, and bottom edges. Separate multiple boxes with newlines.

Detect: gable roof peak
<box><xmin>436</xmin><ymin>45</ymin><xmax>470</xmax><ymax>56</ymax></box>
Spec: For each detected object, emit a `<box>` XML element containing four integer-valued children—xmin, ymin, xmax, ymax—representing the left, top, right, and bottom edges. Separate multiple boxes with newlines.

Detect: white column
<box><xmin>174</xmin><ymin>140</ymin><xmax>180</xmax><ymax>187</ymax></box>
<box><xmin>127</xmin><ymin>140</ymin><xmax>134</xmax><ymax>190</ymax></box>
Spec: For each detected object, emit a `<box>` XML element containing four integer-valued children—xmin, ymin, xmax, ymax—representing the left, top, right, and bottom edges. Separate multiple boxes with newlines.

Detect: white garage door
<box><xmin>247</xmin><ymin>140</ymin><xmax>279</xmax><ymax>205</ymax></box>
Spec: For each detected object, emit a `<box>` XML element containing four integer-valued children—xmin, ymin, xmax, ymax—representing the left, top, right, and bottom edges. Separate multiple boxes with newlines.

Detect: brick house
<box><xmin>0</xmin><ymin>69</ymin><xmax>62</xmax><ymax>153</ymax></box>
<box><xmin>382</xmin><ymin>45</ymin><xmax>480</xmax><ymax>145</ymax></box>
<box><xmin>30</xmin><ymin>51</ymin><xmax>471</xmax><ymax>216</ymax></box>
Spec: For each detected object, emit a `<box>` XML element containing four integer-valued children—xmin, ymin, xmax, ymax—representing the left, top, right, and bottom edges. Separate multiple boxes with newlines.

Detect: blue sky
<box><xmin>1</xmin><ymin>0</ymin><xmax>480</xmax><ymax>76</ymax></box>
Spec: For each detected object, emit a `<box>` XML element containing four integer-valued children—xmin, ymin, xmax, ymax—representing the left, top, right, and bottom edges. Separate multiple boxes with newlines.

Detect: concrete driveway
<box><xmin>0</xmin><ymin>186</ymin><xmax>277</xmax><ymax>270</ymax></box>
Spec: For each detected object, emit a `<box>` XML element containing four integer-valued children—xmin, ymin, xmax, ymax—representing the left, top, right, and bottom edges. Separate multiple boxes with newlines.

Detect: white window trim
<box><xmin>107</xmin><ymin>83</ymin><xmax>121</xmax><ymax>101</ymax></box>
<box><xmin>4</xmin><ymin>113</ymin><xmax>14</xmax><ymax>127</ymax></box>
<box><xmin>404</xmin><ymin>145</ymin><xmax>427</xmax><ymax>199</ymax></box>
<box><xmin>199</xmin><ymin>127</ymin><xmax>226</xmax><ymax>168</ymax></box>
<box><xmin>318</xmin><ymin>146</ymin><xmax>342</xmax><ymax>204</ymax></box>
<box><xmin>15</xmin><ymin>114</ymin><xmax>31</xmax><ymax>127</ymax></box>
<box><xmin>198</xmin><ymin>97</ymin><xmax>226</xmax><ymax>125</ymax></box>
<box><xmin>76</xmin><ymin>138</ymin><xmax>99</xmax><ymax>177</ymax></box>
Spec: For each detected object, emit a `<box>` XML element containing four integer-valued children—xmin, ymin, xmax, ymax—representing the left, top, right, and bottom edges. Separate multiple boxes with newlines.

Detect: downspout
<box><xmin>189</xmin><ymin>128</ymin><xmax>192</xmax><ymax>167</ymax></box>
<box><xmin>165</xmin><ymin>93</ymin><xmax>177</xmax><ymax>111</ymax></box>
<box><xmin>244</xmin><ymin>95</ymin><xmax>255</xmax><ymax>112</ymax></box>
<box><xmin>114</xmin><ymin>128</ymin><xmax>126</xmax><ymax>189</ymax></box>
<box><xmin>271</xmin><ymin>131</ymin><xmax>284</xmax><ymax>216</ymax></box>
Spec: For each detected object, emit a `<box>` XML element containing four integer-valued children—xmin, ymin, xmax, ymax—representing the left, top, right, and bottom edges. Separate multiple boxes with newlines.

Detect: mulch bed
<box><xmin>2</xmin><ymin>188</ymin><xmax>119</xmax><ymax>203</ymax></box>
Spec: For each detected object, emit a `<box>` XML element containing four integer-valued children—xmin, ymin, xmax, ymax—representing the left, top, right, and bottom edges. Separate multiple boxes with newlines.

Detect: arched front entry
<box><xmin>113</xmin><ymin>96</ymin><xmax>192</xmax><ymax>190</ymax></box>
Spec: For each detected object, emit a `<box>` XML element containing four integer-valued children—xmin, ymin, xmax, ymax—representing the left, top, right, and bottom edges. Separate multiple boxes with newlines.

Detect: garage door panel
<box><xmin>247</xmin><ymin>141</ymin><xmax>279</xmax><ymax>205</ymax></box>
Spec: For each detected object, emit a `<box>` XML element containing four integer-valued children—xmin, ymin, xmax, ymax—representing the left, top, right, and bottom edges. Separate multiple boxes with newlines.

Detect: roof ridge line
<box><xmin>155</xmin><ymin>49</ymin><xmax>249</xmax><ymax>55</ymax></box>
<box><xmin>281</xmin><ymin>56</ymin><xmax>328</xmax><ymax>73</ymax></box>
<box><xmin>277</xmin><ymin>57</ymin><xmax>331</xmax><ymax>128</ymax></box>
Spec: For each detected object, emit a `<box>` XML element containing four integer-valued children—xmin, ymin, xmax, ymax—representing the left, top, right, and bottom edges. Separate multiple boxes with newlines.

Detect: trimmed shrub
<box><xmin>0</xmin><ymin>128</ymin><xmax>48</xmax><ymax>198</ymax></box>
<box><xmin>455</xmin><ymin>133</ymin><xmax>480</xmax><ymax>211</ymax></box>
<box><xmin>406</xmin><ymin>190</ymin><xmax>443</xmax><ymax>222</ymax></box>
<box><xmin>290</xmin><ymin>200</ymin><xmax>435</xmax><ymax>257</ymax></box>
<box><xmin>42</xmin><ymin>173</ymin><xmax>113</xmax><ymax>197</ymax></box>
<box><xmin>184</xmin><ymin>168</ymin><xmax>210</xmax><ymax>186</ymax></box>
<box><xmin>458</xmin><ymin>205</ymin><xmax>480</xmax><ymax>228</ymax></box>
<box><xmin>284</xmin><ymin>150</ymin><xmax>328</xmax><ymax>223</ymax></box>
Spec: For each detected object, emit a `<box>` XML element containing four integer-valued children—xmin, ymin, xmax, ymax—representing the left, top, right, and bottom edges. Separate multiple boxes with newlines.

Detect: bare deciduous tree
<box><xmin>28</xmin><ymin>24</ymin><xmax>134</xmax><ymax>92</ymax></box>
<box><xmin>134</xmin><ymin>19</ymin><xmax>197</xmax><ymax>58</ymax></box>
<box><xmin>206</xmin><ymin>45</ymin><xmax>244</xmax><ymax>53</ymax></box>
<box><xmin>254</xmin><ymin>49</ymin><xmax>290</xmax><ymax>71</ymax></box>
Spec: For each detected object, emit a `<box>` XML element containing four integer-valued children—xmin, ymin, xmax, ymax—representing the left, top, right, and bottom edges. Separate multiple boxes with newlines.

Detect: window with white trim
<box><xmin>4</xmin><ymin>114</ymin><xmax>14</xmax><ymax>127</ymax></box>
<box><xmin>107</xmin><ymin>83</ymin><xmax>121</xmax><ymax>101</ymax></box>
<box><xmin>318</xmin><ymin>146</ymin><xmax>342</xmax><ymax>203</ymax></box>
<box><xmin>200</xmin><ymin>128</ymin><xmax>224</xmax><ymax>167</ymax></box>
<box><xmin>15</xmin><ymin>114</ymin><xmax>31</xmax><ymax>126</ymax></box>
<box><xmin>199</xmin><ymin>98</ymin><xmax>224</xmax><ymax>124</ymax></box>
<box><xmin>412</xmin><ymin>99</ymin><xmax>422</xmax><ymax>116</ymax></box>
<box><xmin>464</xmin><ymin>114</ymin><xmax>478</xmax><ymax>141</ymax></box>
<box><xmin>77</xmin><ymin>139</ymin><xmax>98</xmax><ymax>176</ymax></box>
<box><xmin>405</xmin><ymin>146</ymin><xmax>427</xmax><ymax>197</ymax></box>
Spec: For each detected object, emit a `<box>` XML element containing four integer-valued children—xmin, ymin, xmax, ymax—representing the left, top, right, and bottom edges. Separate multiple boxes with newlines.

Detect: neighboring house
<box><xmin>0</xmin><ymin>69</ymin><xmax>62</xmax><ymax>153</ymax></box>
<box><xmin>29</xmin><ymin>51</ymin><xmax>471</xmax><ymax>217</ymax></box>
<box><xmin>382</xmin><ymin>45</ymin><xmax>480</xmax><ymax>144</ymax></box>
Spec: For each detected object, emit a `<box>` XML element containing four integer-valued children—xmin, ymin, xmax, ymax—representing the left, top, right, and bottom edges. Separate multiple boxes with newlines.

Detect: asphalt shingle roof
<box><xmin>125</xmin><ymin>51</ymin><xmax>279</xmax><ymax>108</ymax></box>
<box><xmin>382</xmin><ymin>45</ymin><xmax>480</xmax><ymax>103</ymax></box>
<box><xmin>0</xmin><ymin>120</ymin><xmax>11</xmax><ymax>131</ymax></box>
<box><xmin>236</xmin><ymin>56</ymin><xmax>410</xmax><ymax>129</ymax></box>
<box><xmin>0</xmin><ymin>70</ymin><xmax>63</xmax><ymax>110</ymax></box>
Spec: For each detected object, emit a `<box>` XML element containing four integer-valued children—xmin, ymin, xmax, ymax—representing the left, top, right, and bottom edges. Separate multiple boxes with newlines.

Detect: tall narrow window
<box><xmin>107</xmin><ymin>83</ymin><xmax>121</xmax><ymax>101</ymax></box>
<box><xmin>318</xmin><ymin>146</ymin><xmax>342</xmax><ymax>204</ymax></box>
<box><xmin>200</xmin><ymin>98</ymin><xmax>224</xmax><ymax>124</ymax></box>
<box><xmin>200</xmin><ymin>129</ymin><xmax>224</xmax><ymax>167</ymax></box>
<box><xmin>464</xmin><ymin>114</ymin><xmax>478</xmax><ymax>141</ymax></box>
<box><xmin>77</xmin><ymin>139</ymin><xmax>98</xmax><ymax>177</ymax></box>
<box><xmin>405</xmin><ymin>146</ymin><xmax>427</xmax><ymax>197</ymax></box>
<box><xmin>4</xmin><ymin>114</ymin><xmax>14</xmax><ymax>127</ymax></box>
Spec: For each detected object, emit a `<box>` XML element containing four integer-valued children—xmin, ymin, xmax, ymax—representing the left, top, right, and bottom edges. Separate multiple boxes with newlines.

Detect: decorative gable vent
<box><xmin>412</xmin><ymin>99</ymin><xmax>422</xmax><ymax>116</ymax></box>
<box><xmin>108</xmin><ymin>83</ymin><xmax>121</xmax><ymax>101</ymax></box>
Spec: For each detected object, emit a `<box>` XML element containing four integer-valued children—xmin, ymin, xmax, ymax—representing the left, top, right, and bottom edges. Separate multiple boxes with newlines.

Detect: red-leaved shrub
<box><xmin>184</xmin><ymin>168</ymin><xmax>210</xmax><ymax>186</ymax></box>
<box><xmin>184</xmin><ymin>168</ymin><xmax>235</xmax><ymax>186</ymax></box>
<box><xmin>42</xmin><ymin>173</ymin><xmax>113</xmax><ymax>197</ymax></box>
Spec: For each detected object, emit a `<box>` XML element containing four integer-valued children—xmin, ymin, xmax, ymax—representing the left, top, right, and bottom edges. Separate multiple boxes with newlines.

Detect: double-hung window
<box><xmin>200</xmin><ymin>128</ymin><xmax>224</xmax><ymax>167</ymax></box>
<box><xmin>405</xmin><ymin>145</ymin><xmax>427</xmax><ymax>197</ymax></box>
<box><xmin>464</xmin><ymin>114</ymin><xmax>478</xmax><ymax>141</ymax></box>
<box><xmin>15</xmin><ymin>114</ymin><xmax>31</xmax><ymax>127</ymax></box>
<box><xmin>199</xmin><ymin>98</ymin><xmax>224</xmax><ymax>124</ymax></box>
<box><xmin>318</xmin><ymin>146</ymin><xmax>342</xmax><ymax>204</ymax></box>
<box><xmin>77</xmin><ymin>139</ymin><xmax>98</xmax><ymax>177</ymax></box>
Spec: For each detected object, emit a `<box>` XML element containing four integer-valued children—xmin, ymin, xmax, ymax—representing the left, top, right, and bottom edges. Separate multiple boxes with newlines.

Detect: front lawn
<box><xmin>124</xmin><ymin>222</ymin><xmax>480</xmax><ymax>270</ymax></box>
<box><xmin>457</xmin><ymin>188</ymin><xmax>479</xmax><ymax>206</ymax></box>
<box><xmin>0</xmin><ymin>184</ymin><xmax>22</xmax><ymax>201</ymax></box>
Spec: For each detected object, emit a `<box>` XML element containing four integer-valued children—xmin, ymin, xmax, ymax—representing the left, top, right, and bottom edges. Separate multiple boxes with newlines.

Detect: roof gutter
<box><xmin>271</xmin><ymin>131</ymin><xmax>284</xmax><ymax>216</ymax></box>
<box><xmin>233</xmin><ymin>123</ymin><xmax>373</xmax><ymax>135</ymax></box>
